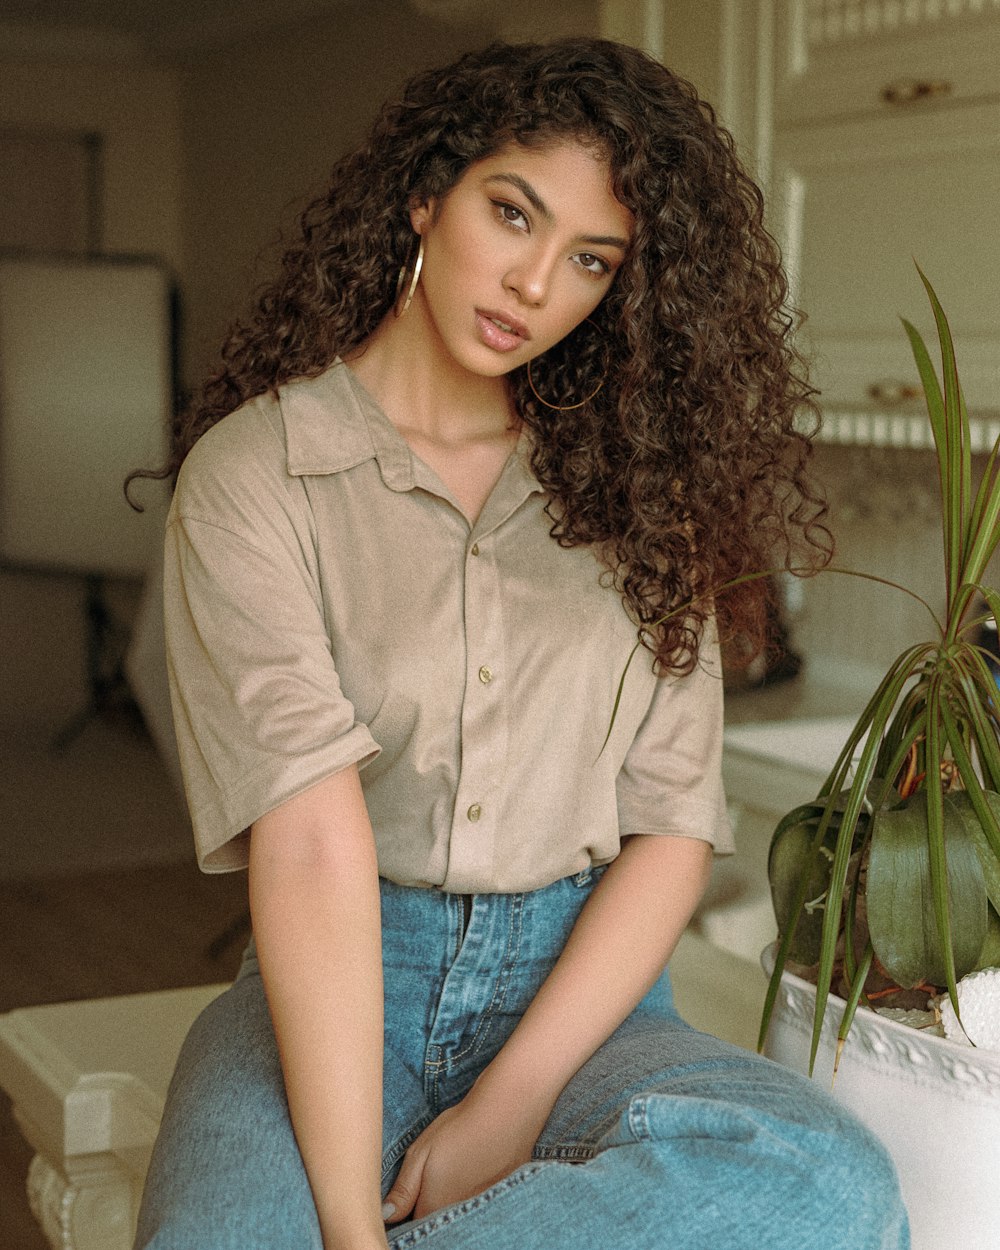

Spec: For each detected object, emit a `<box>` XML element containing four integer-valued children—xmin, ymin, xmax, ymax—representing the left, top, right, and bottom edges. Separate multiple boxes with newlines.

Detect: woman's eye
<box><xmin>576</xmin><ymin>252</ymin><xmax>611</xmax><ymax>277</ymax></box>
<box><xmin>494</xmin><ymin>201</ymin><xmax>528</xmax><ymax>231</ymax></box>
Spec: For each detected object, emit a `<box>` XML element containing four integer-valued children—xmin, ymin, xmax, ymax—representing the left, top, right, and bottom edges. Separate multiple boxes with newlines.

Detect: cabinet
<box><xmin>770</xmin><ymin>0</ymin><xmax>1000</xmax><ymax>418</ymax></box>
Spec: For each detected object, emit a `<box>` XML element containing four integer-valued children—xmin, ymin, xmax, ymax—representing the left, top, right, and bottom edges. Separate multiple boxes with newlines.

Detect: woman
<box><xmin>135</xmin><ymin>37</ymin><xmax>909</xmax><ymax>1250</ymax></box>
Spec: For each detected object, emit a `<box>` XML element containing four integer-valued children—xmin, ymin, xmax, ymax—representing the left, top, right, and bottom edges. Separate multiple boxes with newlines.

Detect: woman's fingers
<box><xmin>382</xmin><ymin>1141</ymin><xmax>426</xmax><ymax>1224</ymax></box>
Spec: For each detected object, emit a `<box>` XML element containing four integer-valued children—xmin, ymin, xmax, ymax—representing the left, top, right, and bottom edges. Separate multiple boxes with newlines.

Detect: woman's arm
<box><xmin>249</xmin><ymin>765</ymin><xmax>388</xmax><ymax>1250</ymax></box>
<box><xmin>383</xmin><ymin>832</ymin><xmax>713</xmax><ymax>1222</ymax></box>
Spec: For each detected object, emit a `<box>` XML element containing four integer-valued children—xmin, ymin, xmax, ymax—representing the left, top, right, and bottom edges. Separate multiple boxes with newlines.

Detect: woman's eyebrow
<box><xmin>483</xmin><ymin>173</ymin><xmax>630</xmax><ymax>250</ymax></box>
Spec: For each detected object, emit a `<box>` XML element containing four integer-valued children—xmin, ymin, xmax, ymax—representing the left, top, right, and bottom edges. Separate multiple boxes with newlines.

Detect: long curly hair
<box><xmin>152</xmin><ymin>37</ymin><xmax>830</xmax><ymax>674</ymax></box>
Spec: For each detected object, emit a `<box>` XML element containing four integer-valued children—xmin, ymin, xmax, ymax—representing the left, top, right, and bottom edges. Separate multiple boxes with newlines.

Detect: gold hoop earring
<box><xmin>525</xmin><ymin>320</ymin><xmax>605</xmax><ymax>411</ymax></box>
<box><xmin>394</xmin><ymin>236</ymin><xmax>425</xmax><ymax>318</ymax></box>
<box><xmin>526</xmin><ymin>367</ymin><xmax>604</xmax><ymax>411</ymax></box>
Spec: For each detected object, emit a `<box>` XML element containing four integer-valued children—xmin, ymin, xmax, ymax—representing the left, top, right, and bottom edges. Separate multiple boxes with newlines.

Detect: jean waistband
<box><xmin>237</xmin><ymin>865</ymin><xmax>609</xmax><ymax>982</ymax></box>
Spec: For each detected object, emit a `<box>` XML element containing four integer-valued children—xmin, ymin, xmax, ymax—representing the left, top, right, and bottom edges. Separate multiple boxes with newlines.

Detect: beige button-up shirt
<box><xmin>164</xmin><ymin>361</ymin><xmax>733</xmax><ymax>891</ymax></box>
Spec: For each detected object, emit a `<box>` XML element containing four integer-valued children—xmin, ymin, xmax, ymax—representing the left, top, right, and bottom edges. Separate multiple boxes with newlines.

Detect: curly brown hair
<box><xmin>150</xmin><ymin>37</ymin><xmax>830</xmax><ymax>674</ymax></box>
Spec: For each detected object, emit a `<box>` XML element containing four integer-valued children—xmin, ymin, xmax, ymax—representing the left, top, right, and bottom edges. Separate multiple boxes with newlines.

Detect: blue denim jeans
<box><xmin>135</xmin><ymin>869</ymin><xmax>909</xmax><ymax>1248</ymax></box>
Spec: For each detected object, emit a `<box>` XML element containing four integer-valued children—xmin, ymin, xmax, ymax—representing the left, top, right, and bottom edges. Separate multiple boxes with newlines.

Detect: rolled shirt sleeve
<box><xmin>614</xmin><ymin>627</ymin><xmax>735</xmax><ymax>855</ymax></box>
<box><xmin>164</xmin><ymin>418</ymin><xmax>379</xmax><ymax>872</ymax></box>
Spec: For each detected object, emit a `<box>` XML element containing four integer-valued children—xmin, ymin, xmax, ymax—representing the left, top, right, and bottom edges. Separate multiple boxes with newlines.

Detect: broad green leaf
<box><xmin>867</xmin><ymin>791</ymin><xmax>987</xmax><ymax>987</ymax></box>
<box><xmin>942</xmin><ymin>713</ymin><xmax>1000</xmax><ymax>850</ymax></box>
<box><xmin>769</xmin><ymin>808</ymin><xmax>841</xmax><ymax>965</ymax></box>
<box><xmin>945</xmin><ymin>789</ymin><xmax>1000</xmax><ymax>915</ymax></box>
<box><xmin>975</xmin><ymin>905</ymin><xmax>1000</xmax><ymax>971</ymax></box>
<box><xmin>807</xmin><ymin>644</ymin><xmax>935</xmax><ymax>1070</ymax></box>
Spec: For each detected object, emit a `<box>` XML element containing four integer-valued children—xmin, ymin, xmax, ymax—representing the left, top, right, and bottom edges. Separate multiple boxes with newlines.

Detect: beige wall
<box><xmin>177</xmin><ymin>2</ymin><xmax>487</xmax><ymax>383</ymax></box>
<box><xmin>177</xmin><ymin>0</ymin><xmax>601</xmax><ymax>384</ymax></box>
<box><xmin>0</xmin><ymin>0</ymin><xmax>608</xmax><ymax>728</ymax></box>
<box><xmin>0</xmin><ymin>49</ymin><xmax>184</xmax><ymax>725</ymax></box>
<box><xmin>0</xmin><ymin>56</ymin><xmax>183</xmax><ymax>270</ymax></box>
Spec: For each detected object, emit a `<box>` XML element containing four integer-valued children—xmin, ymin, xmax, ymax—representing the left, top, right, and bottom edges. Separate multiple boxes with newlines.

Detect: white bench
<box><xmin>0</xmin><ymin>935</ymin><xmax>764</xmax><ymax>1250</ymax></box>
<box><xmin>0</xmin><ymin>984</ymin><xmax>225</xmax><ymax>1250</ymax></box>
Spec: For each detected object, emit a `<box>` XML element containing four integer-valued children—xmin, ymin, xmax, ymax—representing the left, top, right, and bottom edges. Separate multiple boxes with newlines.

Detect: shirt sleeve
<box><xmin>163</xmin><ymin>435</ymin><xmax>380</xmax><ymax>872</ymax></box>
<box><xmin>614</xmin><ymin>627</ymin><xmax>734</xmax><ymax>855</ymax></box>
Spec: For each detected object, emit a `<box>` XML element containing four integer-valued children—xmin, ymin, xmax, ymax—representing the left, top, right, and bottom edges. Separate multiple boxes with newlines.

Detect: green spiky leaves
<box><xmin>761</xmin><ymin>268</ymin><xmax>1000</xmax><ymax>1074</ymax></box>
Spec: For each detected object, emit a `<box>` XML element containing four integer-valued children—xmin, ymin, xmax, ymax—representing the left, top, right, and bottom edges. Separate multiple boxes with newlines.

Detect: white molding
<box><xmin>765</xmin><ymin>948</ymin><xmax>1000</xmax><ymax>1100</ymax></box>
<box><xmin>715</xmin><ymin>0</ymin><xmax>776</xmax><ymax>187</ymax></box>
<box><xmin>27</xmin><ymin>1153</ymin><xmax>135</xmax><ymax>1250</ymax></box>
<box><xmin>810</xmin><ymin>406</ymin><xmax>1000</xmax><ymax>450</ymax></box>
<box><xmin>754</xmin><ymin>0</ymin><xmax>776</xmax><ymax>190</ymax></box>
<box><xmin>643</xmin><ymin>0</ymin><xmax>667</xmax><ymax>61</ymax></box>
<box><xmin>803</xmin><ymin>0</ymin><xmax>1000</xmax><ymax>48</ymax></box>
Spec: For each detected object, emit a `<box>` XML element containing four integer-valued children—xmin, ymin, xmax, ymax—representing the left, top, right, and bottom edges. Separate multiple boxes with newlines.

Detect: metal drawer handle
<box><xmin>881</xmin><ymin>79</ymin><xmax>953</xmax><ymax>106</ymax></box>
<box><xmin>867</xmin><ymin>381</ymin><xmax>922</xmax><ymax>406</ymax></box>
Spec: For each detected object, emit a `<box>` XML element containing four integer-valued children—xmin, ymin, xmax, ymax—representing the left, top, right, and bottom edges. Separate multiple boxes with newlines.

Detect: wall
<box><xmin>0</xmin><ymin>0</ymin><xmax>605</xmax><ymax>731</ymax></box>
<box><xmin>787</xmin><ymin>445</ymin><xmax>1000</xmax><ymax>694</ymax></box>
<box><xmin>0</xmin><ymin>44</ymin><xmax>184</xmax><ymax>726</ymax></box>
<box><xmin>178</xmin><ymin>0</ymin><xmax>600</xmax><ymax>385</ymax></box>
<box><xmin>0</xmin><ymin>54</ymin><xmax>183</xmax><ymax>267</ymax></box>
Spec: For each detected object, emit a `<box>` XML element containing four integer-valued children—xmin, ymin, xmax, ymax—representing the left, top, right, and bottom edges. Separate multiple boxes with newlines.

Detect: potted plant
<box><xmin>759</xmin><ymin>268</ymin><xmax>1000</xmax><ymax>1250</ymax></box>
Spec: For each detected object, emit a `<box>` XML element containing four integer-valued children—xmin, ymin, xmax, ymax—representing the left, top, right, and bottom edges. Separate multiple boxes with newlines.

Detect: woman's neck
<box><xmin>345</xmin><ymin>306</ymin><xmax>518</xmax><ymax>446</ymax></box>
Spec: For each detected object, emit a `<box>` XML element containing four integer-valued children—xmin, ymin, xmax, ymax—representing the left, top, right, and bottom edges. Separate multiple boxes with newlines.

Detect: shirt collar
<box><xmin>281</xmin><ymin>360</ymin><xmax>413</xmax><ymax>488</ymax></box>
<box><xmin>279</xmin><ymin>359</ymin><xmax>544</xmax><ymax>502</ymax></box>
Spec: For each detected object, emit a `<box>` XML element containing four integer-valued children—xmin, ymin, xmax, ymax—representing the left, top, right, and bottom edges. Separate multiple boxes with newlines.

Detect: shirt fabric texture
<box><xmin>163</xmin><ymin>360</ymin><xmax>734</xmax><ymax>892</ymax></box>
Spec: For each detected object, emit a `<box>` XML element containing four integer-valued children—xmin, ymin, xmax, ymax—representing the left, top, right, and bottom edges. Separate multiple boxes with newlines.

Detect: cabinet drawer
<box><xmin>776</xmin><ymin>0</ymin><xmax>1000</xmax><ymax>123</ymax></box>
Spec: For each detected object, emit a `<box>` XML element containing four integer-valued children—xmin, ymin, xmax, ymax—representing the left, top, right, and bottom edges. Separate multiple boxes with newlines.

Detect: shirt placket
<box><xmin>442</xmin><ymin>530</ymin><xmax>509</xmax><ymax>891</ymax></box>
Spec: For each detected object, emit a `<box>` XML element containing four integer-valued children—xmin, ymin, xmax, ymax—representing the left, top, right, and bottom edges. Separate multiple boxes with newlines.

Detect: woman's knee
<box><xmin>595</xmin><ymin>1055</ymin><xmax>909</xmax><ymax>1250</ymax></box>
<box><xmin>136</xmin><ymin>1192</ymin><xmax>322</xmax><ymax>1250</ymax></box>
<box><xmin>134</xmin><ymin>981</ymin><xmax>311</xmax><ymax>1248</ymax></box>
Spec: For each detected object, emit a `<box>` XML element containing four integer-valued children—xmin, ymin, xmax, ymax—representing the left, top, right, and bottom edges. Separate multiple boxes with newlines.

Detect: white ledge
<box><xmin>799</xmin><ymin>406</ymin><xmax>1000</xmax><ymax>452</ymax></box>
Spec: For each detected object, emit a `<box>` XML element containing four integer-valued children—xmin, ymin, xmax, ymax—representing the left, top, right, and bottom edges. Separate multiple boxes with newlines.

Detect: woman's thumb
<box><xmin>382</xmin><ymin>1150</ymin><xmax>423</xmax><ymax>1224</ymax></box>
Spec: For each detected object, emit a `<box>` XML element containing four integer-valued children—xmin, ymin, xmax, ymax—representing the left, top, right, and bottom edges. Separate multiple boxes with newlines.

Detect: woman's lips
<box><xmin>475</xmin><ymin>310</ymin><xmax>530</xmax><ymax>353</ymax></box>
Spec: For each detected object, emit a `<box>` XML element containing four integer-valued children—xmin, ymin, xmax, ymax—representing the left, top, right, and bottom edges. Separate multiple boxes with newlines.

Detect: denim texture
<box><xmin>135</xmin><ymin>869</ymin><xmax>910</xmax><ymax>1248</ymax></box>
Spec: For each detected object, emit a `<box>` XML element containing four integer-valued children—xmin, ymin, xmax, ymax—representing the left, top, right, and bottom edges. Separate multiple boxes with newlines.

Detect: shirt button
<box><xmin>467</xmin><ymin>803</ymin><xmax>482</xmax><ymax>822</ymax></box>
<box><xmin>470</xmin><ymin>543</ymin><xmax>480</xmax><ymax>556</ymax></box>
<box><xmin>478</xmin><ymin>665</ymin><xmax>493</xmax><ymax>684</ymax></box>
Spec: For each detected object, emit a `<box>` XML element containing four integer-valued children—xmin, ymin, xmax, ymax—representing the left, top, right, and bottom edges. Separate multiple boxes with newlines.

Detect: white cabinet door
<box><xmin>773</xmin><ymin>101</ymin><xmax>1000</xmax><ymax>412</ymax></box>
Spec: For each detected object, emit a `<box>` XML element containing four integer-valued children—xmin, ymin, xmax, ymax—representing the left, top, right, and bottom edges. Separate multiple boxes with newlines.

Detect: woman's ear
<box><xmin>409</xmin><ymin>198</ymin><xmax>432</xmax><ymax>234</ymax></box>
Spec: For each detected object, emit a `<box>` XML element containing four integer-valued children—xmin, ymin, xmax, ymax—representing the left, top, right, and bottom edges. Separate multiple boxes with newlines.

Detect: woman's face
<box><xmin>409</xmin><ymin>139</ymin><xmax>633</xmax><ymax>379</ymax></box>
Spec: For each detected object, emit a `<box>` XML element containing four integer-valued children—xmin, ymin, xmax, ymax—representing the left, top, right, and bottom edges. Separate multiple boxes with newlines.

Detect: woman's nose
<box><xmin>503</xmin><ymin>247</ymin><xmax>557</xmax><ymax>307</ymax></box>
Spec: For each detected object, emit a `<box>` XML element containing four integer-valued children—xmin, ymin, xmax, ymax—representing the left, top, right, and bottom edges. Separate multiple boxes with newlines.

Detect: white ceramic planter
<box><xmin>761</xmin><ymin>946</ymin><xmax>1000</xmax><ymax>1250</ymax></box>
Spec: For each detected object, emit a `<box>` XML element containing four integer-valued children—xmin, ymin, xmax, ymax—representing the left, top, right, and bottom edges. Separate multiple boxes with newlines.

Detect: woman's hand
<box><xmin>382</xmin><ymin>1086</ymin><xmax>549</xmax><ymax>1225</ymax></box>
